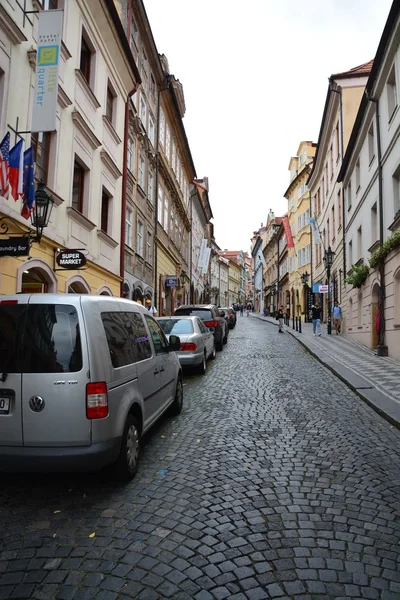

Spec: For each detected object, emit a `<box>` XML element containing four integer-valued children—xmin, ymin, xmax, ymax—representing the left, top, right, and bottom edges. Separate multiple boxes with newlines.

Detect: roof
<box><xmin>331</xmin><ymin>60</ymin><xmax>374</xmax><ymax>79</ymax></box>
<box><xmin>338</xmin><ymin>0</ymin><xmax>400</xmax><ymax>182</ymax></box>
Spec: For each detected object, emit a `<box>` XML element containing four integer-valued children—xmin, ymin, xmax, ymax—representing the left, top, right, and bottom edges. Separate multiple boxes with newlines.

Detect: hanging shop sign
<box><xmin>55</xmin><ymin>250</ymin><xmax>87</xmax><ymax>270</ymax></box>
<box><xmin>0</xmin><ymin>236</ymin><xmax>30</xmax><ymax>257</ymax></box>
<box><xmin>31</xmin><ymin>9</ymin><xmax>64</xmax><ymax>132</ymax></box>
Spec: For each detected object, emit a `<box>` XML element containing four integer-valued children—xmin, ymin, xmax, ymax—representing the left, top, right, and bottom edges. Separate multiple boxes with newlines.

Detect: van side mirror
<box><xmin>169</xmin><ymin>334</ymin><xmax>181</xmax><ymax>351</ymax></box>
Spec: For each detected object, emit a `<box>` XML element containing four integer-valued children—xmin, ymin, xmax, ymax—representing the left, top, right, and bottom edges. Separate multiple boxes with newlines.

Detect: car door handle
<box><xmin>159</xmin><ymin>367</ymin><xmax>165</xmax><ymax>373</ymax></box>
<box><xmin>154</xmin><ymin>369</ymin><xmax>159</xmax><ymax>375</ymax></box>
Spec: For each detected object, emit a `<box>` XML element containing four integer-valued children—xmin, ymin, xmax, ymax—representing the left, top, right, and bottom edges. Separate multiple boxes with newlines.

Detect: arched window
<box><xmin>17</xmin><ymin>258</ymin><xmax>58</xmax><ymax>293</ymax></box>
<box><xmin>66</xmin><ymin>275</ymin><xmax>91</xmax><ymax>294</ymax></box>
<box><xmin>122</xmin><ymin>282</ymin><xmax>130</xmax><ymax>299</ymax></box>
<box><xmin>97</xmin><ymin>286</ymin><xmax>113</xmax><ymax>296</ymax></box>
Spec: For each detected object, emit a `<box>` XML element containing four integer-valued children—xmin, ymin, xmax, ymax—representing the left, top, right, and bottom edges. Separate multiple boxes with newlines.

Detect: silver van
<box><xmin>0</xmin><ymin>294</ymin><xmax>183</xmax><ymax>480</ymax></box>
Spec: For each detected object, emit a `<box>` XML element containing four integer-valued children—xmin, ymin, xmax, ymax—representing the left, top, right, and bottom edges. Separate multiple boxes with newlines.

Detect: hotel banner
<box><xmin>31</xmin><ymin>10</ymin><xmax>63</xmax><ymax>132</ymax></box>
<box><xmin>309</xmin><ymin>217</ymin><xmax>322</xmax><ymax>244</ymax></box>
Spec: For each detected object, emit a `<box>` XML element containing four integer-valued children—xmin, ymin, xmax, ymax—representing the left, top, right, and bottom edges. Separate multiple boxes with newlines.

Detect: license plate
<box><xmin>0</xmin><ymin>397</ymin><xmax>10</xmax><ymax>414</ymax></box>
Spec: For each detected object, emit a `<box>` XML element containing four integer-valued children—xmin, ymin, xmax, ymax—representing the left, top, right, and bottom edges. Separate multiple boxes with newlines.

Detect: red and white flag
<box><xmin>0</xmin><ymin>132</ymin><xmax>10</xmax><ymax>199</ymax></box>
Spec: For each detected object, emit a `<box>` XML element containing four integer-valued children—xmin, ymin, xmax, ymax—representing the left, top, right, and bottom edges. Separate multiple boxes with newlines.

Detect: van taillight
<box><xmin>204</xmin><ymin>320</ymin><xmax>218</xmax><ymax>328</ymax></box>
<box><xmin>0</xmin><ymin>300</ymin><xmax>18</xmax><ymax>304</ymax></box>
<box><xmin>86</xmin><ymin>382</ymin><xmax>108</xmax><ymax>419</ymax></box>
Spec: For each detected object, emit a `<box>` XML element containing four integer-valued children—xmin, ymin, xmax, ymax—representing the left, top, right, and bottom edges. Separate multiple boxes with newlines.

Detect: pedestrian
<box><xmin>310</xmin><ymin>303</ymin><xmax>322</xmax><ymax>336</ymax></box>
<box><xmin>145</xmin><ymin>299</ymin><xmax>158</xmax><ymax>316</ymax></box>
<box><xmin>277</xmin><ymin>305</ymin><xmax>285</xmax><ymax>333</ymax></box>
<box><xmin>240</xmin><ymin>304</ymin><xmax>244</xmax><ymax>316</ymax></box>
<box><xmin>332</xmin><ymin>301</ymin><xmax>342</xmax><ymax>335</ymax></box>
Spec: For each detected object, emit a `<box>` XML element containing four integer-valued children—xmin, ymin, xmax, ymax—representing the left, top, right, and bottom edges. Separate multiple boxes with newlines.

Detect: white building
<box><xmin>338</xmin><ymin>1</ymin><xmax>400</xmax><ymax>359</ymax></box>
<box><xmin>0</xmin><ymin>0</ymin><xmax>139</xmax><ymax>296</ymax></box>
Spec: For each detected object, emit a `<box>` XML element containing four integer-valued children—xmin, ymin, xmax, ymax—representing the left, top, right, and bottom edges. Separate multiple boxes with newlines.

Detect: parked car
<box><xmin>219</xmin><ymin>306</ymin><xmax>236</xmax><ymax>329</ymax></box>
<box><xmin>173</xmin><ymin>304</ymin><xmax>228</xmax><ymax>351</ymax></box>
<box><xmin>157</xmin><ymin>316</ymin><xmax>215</xmax><ymax>374</ymax></box>
<box><xmin>0</xmin><ymin>294</ymin><xmax>183</xmax><ymax>480</ymax></box>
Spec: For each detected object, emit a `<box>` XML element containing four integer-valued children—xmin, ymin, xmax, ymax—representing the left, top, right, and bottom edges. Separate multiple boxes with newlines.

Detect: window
<box><xmin>158</xmin><ymin>186</ymin><xmax>163</xmax><ymax>225</ymax></box>
<box><xmin>148</xmin><ymin>115</ymin><xmax>155</xmax><ymax>147</ymax></box>
<box><xmin>43</xmin><ymin>0</ymin><xmax>58</xmax><ymax>8</ymax></box>
<box><xmin>368</xmin><ymin>124</ymin><xmax>375</xmax><ymax>165</ymax></box>
<box><xmin>125</xmin><ymin>207</ymin><xmax>133</xmax><ymax>247</ymax></box>
<box><xmin>317</xmin><ymin>188</ymin><xmax>321</xmax><ymax>215</ymax></box>
<box><xmin>170</xmin><ymin>209</ymin><xmax>174</xmax><ymax>242</ymax></box>
<box><xmin>146</xmin><ymin>232</ymin><xmax>152</xmax><ymax>264</ymax></box>
<box><xmin>31</xmin><ymin>132</ymin><xmax>51</xmax><ymax>184</ymax></box>
<box><xmin>393</xmin><ymin>163</ymin><xmax>400</xmax><ymax>217</ymax></box>
<box><xmin>137</xmin><ymin>220</ymin><xmax>144</xmax><ymax>256</ymax></box>
<box><xmin>348</xmin><ymin>239</ymin><xmax>353</xmax><ymax>268</ymax></box>
<box><xmin>150</xmin><ymin>74</ymin><xmax>156</xmax><ymax>97</ymax></box>
<box><xmin>141</xmin><ymin>51</ymin><xmax>148</xmax><ymax>79</ymax></box>
<box><xmin>159</xmin><ymin>110</ymin><xmax>165</xmax><ymax>148</ymax></box>
<box><xmin>327</xmin><ymin>218</ymin><xmax>330</xmax><ymax>246</ymax></box>
<box><xmin>325</xmin><ymin>164</ymin><xmax>328</xmax><ymax>196</ymax></box>
<box><xmin>164</xmin><ymin>195</ymin><xmax>169</xmax><ymax>233</ymax></box>
<box><xmin>138</xmin><ymin>153</ymin><xmax>145</xmax><ymax>189</ymax></box>
<box><xmin>332</xmin><ymin>204</ymin><xmax>335</xmax><ymax>240</ymax></box>
<box><xmin>347</xmin><ymin>181</ymin><xmax>352</xmax><ymax>211</ymax></box>
<box><xmin>148</xmin><ymin>169</ymin><xmax>154</xmax><ymax>203</ymax></box>
<box><xmin>127</xmin><ymin>136</ymin><xmax>135</xmax><ymax>173</ymax></box>
<box><xmin>172</xmin><ymin>140</ymin><xmax>176</xmax><ymax>172</ymax></box>
<box><xmin>330</xmin><ymin>144</ymin><xmax>333</xmax><ymax>179</ymax></box>
<box><xmin>357</xmin><ymin>226</ymin><xmax>362</xmax><ymax>261</ymax></box>
<box><xmin>140</xmin><ymin>97</ymin><xmax>146</xmax><ymax>126</ymax></box>
<box><xmin>80</xmin><ymin>32</ymin><xmax>92</xmax><ymax>84</ymax></box>
<box><xmin>356</xmin><ymin>159</ymin><xmax>360</xmax><ymax>193</ymax></box>
<box><xmin>387</xmin><ymin>64</ymin><xmax>398</xmax><ymax>121</ymax></box>
<box><xmin>335</xmin><ymin>121</ymin><xmax>340</xmax><ymax>161</ymax></box>
<box><xmin>72</xmin><ymin>160</ymin><xmax>85</xmax><ymax>213</ymax></box>
<box><xmin>106</xmin><ymin>83</ymin><xmax>114</xmax><ymax>123</ymax></box>
<box><xmin>101</xmin><ymin>189</ymin><xmax>111</xmax><ymax>234</ymax></box>
<box><xmin>165</xmin><ymin>124</ymin><xmax>170</xmax><ymax>160</ymax></box>
<box><xmin>371</xmin><ymin>203</ymin><xmax>378</xmax><ymax>245</ymax></box>
<box><xmin>145</xmin><ymin>316</ymin><xmax>169</xmax><ymax>354</ymax></box>
<box><xmin>338</xmin><ymin>190</ymin><xmax>342</xmax><ymax>229</ymax></box>
<box><xmin>130</xmin><ymin>18</ymin><xmax>138</xmax><ymax>50</ymax></box>
<box><xmin>102</xmin><ymin>312</ymin><xmax>152</xmax><ymax>367</ymax></box>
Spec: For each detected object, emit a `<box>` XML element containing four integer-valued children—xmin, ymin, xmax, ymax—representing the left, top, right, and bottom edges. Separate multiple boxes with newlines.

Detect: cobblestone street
<box><xmin>0</xmin><ymin>316</ymin><xmax>399</xmax><ymax>600</ymax></box>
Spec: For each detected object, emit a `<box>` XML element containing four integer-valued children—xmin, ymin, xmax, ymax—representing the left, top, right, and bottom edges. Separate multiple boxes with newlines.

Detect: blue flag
<box><xmin>21</xmin><ymin>146</ymin><xmax>35</xmax><ymax>220</ymax></box>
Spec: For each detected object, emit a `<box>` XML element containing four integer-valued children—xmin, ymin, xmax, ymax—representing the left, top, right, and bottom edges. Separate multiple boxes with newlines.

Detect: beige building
<box><xmin>284</xmin><ymin>141</ymin><xmax>316</xmax><ymax>319</ymax></box>
<box><xmin>308</xmin><ymin>61</ymin><xmax>372</xmax><ymax>325</ymax></box>
<box><xmin>0</xmin><ymin>0</ymin><xmax>139</xmax><ymax>296</ymax></box>
<box><xmin>263</xmin><ymin>211</ymin><xmax>282</xmax><ymax>315</ymax></box>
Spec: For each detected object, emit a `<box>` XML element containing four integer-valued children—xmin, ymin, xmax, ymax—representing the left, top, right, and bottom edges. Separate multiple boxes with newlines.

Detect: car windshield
<box><xmin>175</xmin><ymin>309</ymin><xmax>212</xmax><ymax>320</ymax></box>
<box><xmin>159</xmin><ymin>319</ymin><xmax>194</xmax><ymax>335</ymax></box>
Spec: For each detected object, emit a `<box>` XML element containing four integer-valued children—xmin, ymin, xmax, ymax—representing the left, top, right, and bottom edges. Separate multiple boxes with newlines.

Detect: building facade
<box><xmin>308</xmin><ymin>61</ymin><xmax>372</xmax><ymax>323</ymax></box>
<box><xmin>0</xmin><ymin>0</ymin><xmax>139</xmax><ymax>297</ymax></box>
<box><xmin>338</xmin><ymin>1</ymin><xmax>400</xmax><ymax>359</ymax></box>
<box><xmin>263</xmin><ymin>211</ymin><xmax>282</xmax><ymax>315</ymax></box>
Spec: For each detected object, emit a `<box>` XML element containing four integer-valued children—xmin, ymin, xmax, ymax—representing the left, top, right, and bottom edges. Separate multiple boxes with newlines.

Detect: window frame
<box><xmin>72</xmin><ymin>160</ymin><xmax>85</xmax><ymax>214</ymax></box>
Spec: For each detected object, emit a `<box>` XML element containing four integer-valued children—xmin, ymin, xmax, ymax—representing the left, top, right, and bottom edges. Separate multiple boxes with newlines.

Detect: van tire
<box><xmin>114</xmin><ymin>414</ymin><xmax>140</xmax><ymax>481</ymax></box>
<box><xmin>170</xmin><ymin>377</ymin><xmax>183</xmax><ymax>415</ymax></box>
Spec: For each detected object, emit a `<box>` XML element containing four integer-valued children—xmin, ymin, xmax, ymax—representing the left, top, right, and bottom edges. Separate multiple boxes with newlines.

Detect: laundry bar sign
<box><xmin>0</xmin><ymin>236</ymin><xmax>30</xmax><ymax>257</ymax></box>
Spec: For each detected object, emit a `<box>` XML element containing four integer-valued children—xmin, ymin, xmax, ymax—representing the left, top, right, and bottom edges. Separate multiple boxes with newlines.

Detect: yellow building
<box><xmin>227</xmin><ymin>259</ymin><xmax>241</xmax><ymax>305</ymax></box>
<box><xmin>284</xmin><ymin>141</ymin><xmax>317</xmax><ymax>319</ymax></box>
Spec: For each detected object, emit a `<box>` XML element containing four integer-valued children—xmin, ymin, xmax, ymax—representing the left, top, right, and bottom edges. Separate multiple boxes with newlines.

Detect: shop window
<box><xmin>21</xmin><ymin>268</ymin><xmax>48</xmax><ymax>293</ymax></box>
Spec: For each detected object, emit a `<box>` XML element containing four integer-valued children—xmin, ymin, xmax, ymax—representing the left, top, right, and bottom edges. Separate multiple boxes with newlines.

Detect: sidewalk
<box><xmin>252</xmin><ymin>313</ymin><xmax>400</xmax><ymax>428</ymax></box>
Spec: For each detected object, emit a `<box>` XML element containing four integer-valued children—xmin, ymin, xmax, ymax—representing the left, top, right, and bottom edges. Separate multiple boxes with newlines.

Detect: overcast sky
<box><xmin>144</xmin><ymin>0</ymin><xmax>393</xmax><ymax>252</ymax></box>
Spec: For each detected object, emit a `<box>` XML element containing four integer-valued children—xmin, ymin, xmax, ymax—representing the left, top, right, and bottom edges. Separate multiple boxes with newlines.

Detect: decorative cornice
<box><xmin>102</xmin><ymin>115</ymin><xmax>122</xmax><ymax>145</ymax></box>
<box><xmin>66</xmin><ymin>207</ymin><xmax>96</xmax><ymax>231</ymax></box>
<box><xmin>75</xmin><ymin>69</ymin><xmax>101</xmax><ymax>109</ymax></box>
<box><xmin>58</xmin><ymin>85</ymin><xmax>73</xmax><ymax>109</ymax></box>
<box><xmin>72</xmin><ymin>111</ymin><xmax>102</xmax><ymax>150</ymax></box>
<box><xmin>0</xmin><ymin>5</ymin><xmax>27</xmax><ymax>44</ymax></box>
<box><xmin>97</xmin><ymin>229</ymin><xmax>119</xmax><ymax>249</ymax></box>
<box><xmin>100</xmin><ymin>150</ymin><xmax>122</xmax><ymax>179</ymax></box>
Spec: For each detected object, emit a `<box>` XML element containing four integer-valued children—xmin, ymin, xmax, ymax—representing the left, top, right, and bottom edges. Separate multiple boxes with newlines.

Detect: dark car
<box><xmin>219</xmin><ymin>306</ymin><xmax>236</xmax><ymax>329</ymax></box>
<box><xmin>173</xmin><ymin>304</ymin><xmax>228</xmax><ymax>351</ymax></box>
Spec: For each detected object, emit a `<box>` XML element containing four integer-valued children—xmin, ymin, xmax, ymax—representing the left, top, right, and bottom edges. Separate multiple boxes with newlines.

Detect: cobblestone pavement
<box><xmin>0</xmin><ymin>316</ymin><xmax>400</xmax><ymax>600</ymax></box>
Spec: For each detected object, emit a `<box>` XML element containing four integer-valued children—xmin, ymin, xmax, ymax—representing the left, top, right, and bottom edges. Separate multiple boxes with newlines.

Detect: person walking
<box><xmin>277</xmin><ymin>305</ymin><xmax>285</xmax><ymax>333</ymax></box>
<box><xmin>240</xmin><ymin>304</ymin><xmax>244</xmax><ymax>316</ymax></box>
<box><xmin>310</xmin><ymin>303</ymin><xmax>322</xmax><ymax>336</ymax></box>
<box><xmin>145</xmin><ymin>299</ymin><xmax>158</xmax><ymax>316</ymax></box>
<box><xmin>332</xmin><ymin>301</ymin><xmax>342</xmax><ymax>334</ymax></box>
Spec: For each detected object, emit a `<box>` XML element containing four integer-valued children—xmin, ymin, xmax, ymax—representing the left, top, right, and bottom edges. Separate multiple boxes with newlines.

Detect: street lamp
<box><xmin>31</xmin><ymin>181</ymin><xmax>54</xmax><ymax>242</ymax></box>
<box><xmin>323</xmin><ymin>246</ymin><xmax>335</xmax><ymax>335</ymax></box>
<box><xmin>301</xmin><ymin>271</ymin><xmax>309</xmax><ymax>286</ymax></box>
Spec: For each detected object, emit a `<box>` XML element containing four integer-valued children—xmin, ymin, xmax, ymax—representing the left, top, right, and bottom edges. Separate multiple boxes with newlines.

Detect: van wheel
<box><xmin>115</xmin><ymin>415</ymin><xmax>140</xmax><ymax>481</ymax></box>
<box><xmin>198</xmin><ymin>352</ymin><xmax>207</xmax><ymax>375</ymax></box>
<box><xmin>170</xmin><ymin>377</ymin><xmax>183</xmax><ymax>415</ymax></box>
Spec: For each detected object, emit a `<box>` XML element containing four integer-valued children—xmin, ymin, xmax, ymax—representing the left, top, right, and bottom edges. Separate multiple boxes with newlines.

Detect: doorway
<box><xmin>371</xmin><ymin>283</ymin><xmax>380</xmax><ymax>349</ymax></box>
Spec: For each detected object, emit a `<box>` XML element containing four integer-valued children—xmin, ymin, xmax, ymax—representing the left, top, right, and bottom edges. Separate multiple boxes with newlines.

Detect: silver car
<box><xmin>157</xmin><ymin>316</ymin><xmax>216</xmax><ymax>374</ymax></box>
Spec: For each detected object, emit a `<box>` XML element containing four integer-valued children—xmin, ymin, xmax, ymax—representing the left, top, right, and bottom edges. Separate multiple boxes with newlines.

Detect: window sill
<box><xmin>97</xmin><ymin>229</ymin><xmax>118</xmax><ymax>249</ymax></box>
<box><xmin>368</xmin><ymin>240</ymin><xmax>380</xmax><ymax>253</ymax></box>
<box><xmin>357</xmin><ymin>326</ymin><xmax>363</xmax><ymax>329</ymax></box>
<box><xmin>388</xmin><ymin>210</ymin><xmax>400</xmax><ymax>232</ymax></box>
<box><xmin>102</xmin><ymin>115</ymin><xmax>122</xmax><ymax>145</ymax></box>
<box><xmin>67</xmin><ymin>207</ymin><xmax>96</xmax><ymax>231</ymax></box>
<box><xmin>355</xmin><ymin>258</ymin><xmax>364</xmax><ymax>267</ymax></box>
<box><xmin>75</xmin><ymin>69</ymin><xmax>101</xmax><ymax>110</ymax></box>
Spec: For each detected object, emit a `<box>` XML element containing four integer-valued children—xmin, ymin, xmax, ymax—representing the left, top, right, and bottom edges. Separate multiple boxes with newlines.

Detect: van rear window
<box><xmin>0</xmin><ymin>304</ymin><xmax>82</xmax><ymax>373</ymax></box>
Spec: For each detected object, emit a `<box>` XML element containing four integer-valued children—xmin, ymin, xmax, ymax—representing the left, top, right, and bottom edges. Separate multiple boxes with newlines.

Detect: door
<box><xmin>0</xmin><ymin>303</ymin><xmax>26</xmax><ymax>446</ymax></box>
<box><xmin>21</xmin><ymin>302</ymin><xmax>91</xmax><ymax>447</ymax></box>
<box><xmin>145</xmin><ymin>316</ymin><xmax>177</xmax><ymax>415</ymax></box>
<box><xmin>371</xmin><ymin>302</ymin><xmax>379</xmax><ymax>349</ymax></box>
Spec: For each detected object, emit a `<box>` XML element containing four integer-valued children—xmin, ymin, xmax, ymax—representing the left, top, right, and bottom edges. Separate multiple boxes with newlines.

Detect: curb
<box><xmin>254</xmin><ymin>315</ymin><xmax>400</xmax><ymax>429</ymax></box>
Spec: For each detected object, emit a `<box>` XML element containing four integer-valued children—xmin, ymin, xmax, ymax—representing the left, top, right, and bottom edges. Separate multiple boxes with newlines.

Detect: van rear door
<box><xmin>21</xmin><ymin>300</ymin><xmax>91</xmax><ymax>447</ymax></box>
<box><xmin>0</xmin><ymin>302</ymin><xmax>26</xmax><ymax>446</ymax></box>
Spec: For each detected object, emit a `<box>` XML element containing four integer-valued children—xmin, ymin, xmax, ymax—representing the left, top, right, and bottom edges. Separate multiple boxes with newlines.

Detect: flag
<box><xmin>21</xmin><ymin>147</ymin><xmax>35</xmax><ymax>220</ymax></box>
<box><xmin>0</xmin><ymin>132</ymin><xmax>10</xmax><ymax>199</ymax></box>
<box><xmin>309</xmin><ymin>217</ymin><xmax>322</xmax><ymax>243</ymax></box>
<box><xmin>282</xmin><ymin>217</ymin><xmax>294</xmax><ymax>248</ymax></box>
<box><xmin>9</xmin><ymin>139</ymin><xmax>23</xmax><ymax>201</ymax></box>
<box><xmin>192</xmin><ymin>178</ymin><xmax>207</xmax><ymax>192</ymax></box>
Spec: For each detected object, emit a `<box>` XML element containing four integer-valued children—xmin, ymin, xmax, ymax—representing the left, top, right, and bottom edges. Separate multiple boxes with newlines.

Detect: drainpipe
<box><xmin>367</xmin><ymin>94</ymin><xmax>387</xmax><ymax>356</ymax></box>
<box><xmin>120</xmin><ymin>85</ymin><xmax>139</xmax><ymax>297</ymax></box>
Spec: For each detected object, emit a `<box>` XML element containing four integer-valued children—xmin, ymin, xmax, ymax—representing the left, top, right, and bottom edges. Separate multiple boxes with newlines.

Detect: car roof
<box><xmin>157</xmin><ymin>315</ymin><xmax>199</xmax><ymax>320</ymax></box>
<box><xmin>175</xmin><ymin>304</ymin><xmax>214</xmax><ymax>309</ymax></box>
